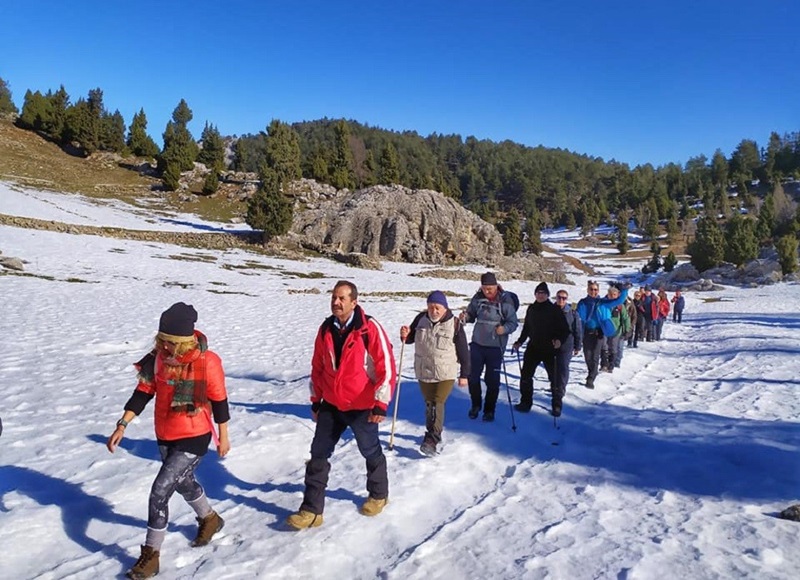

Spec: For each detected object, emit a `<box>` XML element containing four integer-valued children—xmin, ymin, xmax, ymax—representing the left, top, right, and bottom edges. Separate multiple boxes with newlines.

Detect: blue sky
<box><xmin>2</xmin><ymin>1</ymin><xmax>797</xmax><ymax>168</ymax></box>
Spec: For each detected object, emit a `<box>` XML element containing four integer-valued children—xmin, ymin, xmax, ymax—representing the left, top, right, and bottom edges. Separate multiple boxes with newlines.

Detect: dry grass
<box><xmin>0</xmin><ymin>119</ymin><xmax>245</xmax><ymax>223</ymax></box>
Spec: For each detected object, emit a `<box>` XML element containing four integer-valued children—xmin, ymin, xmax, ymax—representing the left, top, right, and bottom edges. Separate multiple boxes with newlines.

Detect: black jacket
<box><xmin>516</xmin><ymin>300</ymin><xmax>570</xmax><ymax>354</ymax></box>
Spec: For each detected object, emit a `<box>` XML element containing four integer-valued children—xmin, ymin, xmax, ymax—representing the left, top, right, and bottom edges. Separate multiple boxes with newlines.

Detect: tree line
<box><xmin>0</xmin><ymin>76</ymin><xmax>797</xmax><ymax>272</ymax></box>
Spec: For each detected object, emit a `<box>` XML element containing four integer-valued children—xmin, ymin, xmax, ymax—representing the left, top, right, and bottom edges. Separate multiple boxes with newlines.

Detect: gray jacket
<box><xmin>405</xmin><ymin>311</ymin><xmax>470</xmax><ymax>382</ymax></box>
<box><xmin>463</xmin><ymin>289</ymin><xmax>518</xmax><ymax>350</ymax></box>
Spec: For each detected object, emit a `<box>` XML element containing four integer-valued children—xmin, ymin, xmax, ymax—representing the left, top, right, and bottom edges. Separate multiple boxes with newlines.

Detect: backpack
<box><xmin>502</xmin><ymin>290</ymin><xmax>520</xmax><ymax>312</ymax></box>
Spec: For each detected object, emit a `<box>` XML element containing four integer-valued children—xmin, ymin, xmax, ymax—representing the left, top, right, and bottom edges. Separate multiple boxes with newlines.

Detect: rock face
<box><xmin>289</xmin><ymin>185</ymin><xmax>505</xmax><ymax>264</ymax></box>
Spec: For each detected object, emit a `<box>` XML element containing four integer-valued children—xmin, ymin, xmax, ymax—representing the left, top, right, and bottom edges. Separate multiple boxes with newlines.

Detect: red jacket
<box><xmin>135</xmin><ymin>331</ymin><xmax>227</xmax><ymax>441</ymax></box>
<box><xmin>310</xmin><ymin>306</ymin><xmax>396</xmax><ymax>412</ymax></box>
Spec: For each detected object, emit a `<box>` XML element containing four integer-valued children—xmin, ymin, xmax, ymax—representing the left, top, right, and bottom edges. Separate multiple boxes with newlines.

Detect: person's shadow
<box><xmin>0</xmin><ymin>464</ymin><xmax>145</xmax><ymax>564</ymax></box>
<box><xmin>87</xmin><ymin>433</ymin><xmax>364</xmax><ymax>532</ymax></box>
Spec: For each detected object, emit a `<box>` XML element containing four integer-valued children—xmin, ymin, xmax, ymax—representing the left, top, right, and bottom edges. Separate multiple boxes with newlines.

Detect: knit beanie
<box><xmin>427</xmin><ymin>290</ymin><xmax>448</xmax><ymax>308</ymax></box>
<box><xmin>480</xmin><ymin>272</ymin><xmax>498</xmax><ymax>286</ymax></box>
<box><xmin>158</xmin><ymin>302</ymin><xmax>197</xmax><ymax>340</ymax></box>
<box><xmin>535</xmin><ymin>282</ymin><xmax>550</xmax><ymax>296</ymax></box>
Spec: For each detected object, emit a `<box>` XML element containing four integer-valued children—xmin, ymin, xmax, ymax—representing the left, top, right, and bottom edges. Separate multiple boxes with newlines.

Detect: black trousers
<box><xmin>519</xmin><ymin>348</ymin><xmax>558</xmax><ymax>405</ymax></box>
<box><xmin>301</xmin><ymin>402</ymin><xmax>388</xmax><ymax>514</ymax></box>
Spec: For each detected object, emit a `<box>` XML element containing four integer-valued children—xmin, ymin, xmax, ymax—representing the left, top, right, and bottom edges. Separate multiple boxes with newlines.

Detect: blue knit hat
<box><xmin>427</xmin><ymin>290</ymin><xmax>448</xmax><ymax>308</ymax></box>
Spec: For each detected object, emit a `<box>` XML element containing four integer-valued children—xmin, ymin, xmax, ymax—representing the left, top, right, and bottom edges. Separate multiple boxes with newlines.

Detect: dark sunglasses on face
<box><xmin>556</xmin><ymin>295</ymin><xmax>568</xmax><ymax>300</ymax></box>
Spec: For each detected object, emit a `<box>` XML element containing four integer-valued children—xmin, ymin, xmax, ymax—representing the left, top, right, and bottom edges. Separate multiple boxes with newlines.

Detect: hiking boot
<box><xmin>420</xmin><ymin>434</ymin><xmax>438</xmax><ymax>456</ymax></box>
<box><xmin>286</xmin><ymin>510</ymin><xmax>323</xmax><ymax>529</ymax></box>
<box><xmin>551</xmin><ymin>399</ymin><xmax>562</xmax><ymax>418</ymax></box>
<box><xmin>126</xmin><ymin>545</ymin><xmax>159</xmax><ymax>579</ymax></box>
<box><xmin>191</xmin><ymin>511</ymin><xmax>224</xmax><ymax>547</ymax></box>
<box><xmin>482</xmin><ymin>411</ymin><xmax>495</xmax><ymax>422</ymax></box>
<box><xmin>585</xmin><ymin>378</ymin><xmax>594</xmax><ymax>390</ymax></box>
<box><xmin>359</xmin><ymin>496</ymin><xmax>387</xmax><ymax>516</ymax></box>
<box><xmin>513</xmin><ymin>403</ymin><xmax>531</xmax><ymax>413</ymax></box>
<box><xmin>468</xmin><ymin>405</ymin><xmax>480</xmax><ymax>419</ymax></box>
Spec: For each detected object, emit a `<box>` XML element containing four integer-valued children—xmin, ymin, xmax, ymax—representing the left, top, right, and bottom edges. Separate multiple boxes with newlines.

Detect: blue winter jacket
<box><xmin>576</xmin><ymin>289</ymin><xmax>629</xmax><ymax>337</ymax></box>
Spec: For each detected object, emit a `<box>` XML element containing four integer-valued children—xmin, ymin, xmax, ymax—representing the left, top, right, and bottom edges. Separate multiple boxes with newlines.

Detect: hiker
<box><xmin>641</xmin><ymin>285</ymin><xmax>655</xmax><ymax>341</ymax></box>
<box><xmin>653</xmin><ymin>289</ymin><xmax>670</xmax><ymax>341</ymax></box>
<box><xmin>633</xmin><ymin>289</ymin><xmax>647</xmax><ymax>348</ymax></box>
<box><xmin>576</xmin><ymin>280</ymin><xmax>628</xmax><ymax>389</ymax></box>
<box><xmin>671</xmin><ymin>290</ymin><xmax>685</xmax><ymax>323</ymax></box>
<box><xmin>287</xmin><ymin>280</ymin><xmax>396</xmax><ymax>529</ymax></box>
<box><xmin>106</xmin><ymin>302</ymin><xmax>230</xmax><ymax>580</ymax></box>
<box><xmin>625</xmin><ymin>294</ymin><xmax>638</xmax><ymax>349</ymax></box>
<box><xmin>400</xmin><ymin>290</ymin><xmax>470</xmax><ymax>456</ymax></box>
<box><xmin>555</xmin><ymin>289</ymin><xmax>582</xmax><ymax>407</ymax></box>
<box><xmin>601</xmin><ymin>286</ymin><xmax>631</xmax><ymax>372</ymax></box>
<box><xmin>512</xmin><ymin>282</ymin><xmax>570</xmax><ymax>417</ymax></box>
<box><xmin>459</xmin><ymin>272</ymin><xmax>519</xmax><ymax>422</ymax></box>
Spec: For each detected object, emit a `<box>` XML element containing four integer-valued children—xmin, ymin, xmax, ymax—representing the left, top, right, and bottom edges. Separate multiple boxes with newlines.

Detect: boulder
<box><xmin>289</xmin><ymin>185</ymin><xmax>505</xmax><ymax>264</ymax></box>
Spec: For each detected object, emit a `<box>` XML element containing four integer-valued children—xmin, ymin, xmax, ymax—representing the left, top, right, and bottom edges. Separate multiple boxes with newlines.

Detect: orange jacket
<box><xmin>134</xmin><ymin>332</ymin><xmax>227</xmax><ymax>441</ymax></box>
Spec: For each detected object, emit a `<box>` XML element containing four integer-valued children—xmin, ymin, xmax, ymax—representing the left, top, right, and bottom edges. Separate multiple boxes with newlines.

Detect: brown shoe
<box><xmin>191</xmin><ymin>511</ymin><xmax>224</xmax><ymax>547</ymax></box>
<box><xmin>286</xmin><ymin>509</ymin><xmax>324</xmax><ymax>529</ymax></box>
<box><xmin>126</xmin><ymin>545</ymin><xmax>159</xmax><ymax>579</ymax></box>
<box><xmin>359</xmin><ymin>496</ymin><xmax>388</xmax><ymax>517</ymax></box>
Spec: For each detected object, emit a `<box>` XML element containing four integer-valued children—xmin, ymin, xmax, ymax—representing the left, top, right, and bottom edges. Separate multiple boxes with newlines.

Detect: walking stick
<box><xmin>388</xmin><ymin>341</ymin><xmax>406</xmax><ymax>450</ymax></box>
<box><xmin>501</xmin><ymin>353</ymin><xmax>517</xmax><ymax>433</ymax></box>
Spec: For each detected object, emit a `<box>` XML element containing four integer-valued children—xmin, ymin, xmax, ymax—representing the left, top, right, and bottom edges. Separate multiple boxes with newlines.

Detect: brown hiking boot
<box><xmin>286</xmin><ymin>509</ymin><xmax>323</xmax><ymax>529</ymax></box>
<box><xmin>191</xmin><ymin>511</ymin><xmax>224</xmax><ymax>547</ymax></box>
<box><xmin>126</xmin><ymin>545</ymin><xmax>159</xmax><ymax>579</ymax></box>
<box><xmin>359</xmin><ymin>496</ymin><xmax>388</xmax><ymax>517</ymax></box>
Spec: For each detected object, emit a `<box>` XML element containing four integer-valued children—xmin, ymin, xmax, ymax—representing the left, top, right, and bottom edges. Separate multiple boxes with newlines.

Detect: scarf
<box><xmin>135</xmin><ymin>333</ymin><xmax>209</xmax><ymax>415</ymax></box>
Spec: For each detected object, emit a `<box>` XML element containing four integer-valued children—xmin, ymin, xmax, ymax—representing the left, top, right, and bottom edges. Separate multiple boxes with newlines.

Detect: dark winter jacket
<box><xmin>561</xmin><ymin>304</ymin><xmax>582</xmax><ymax>352</ymax></box>
<box><xmin>516</xmin><ymin>300</ymin><xmax>570</xmax><ymax>355</ymax></box>
<box><xmin>672</xmin><ymin>294</ymin><xmax>685</xmax><ymax>312</ymax></box>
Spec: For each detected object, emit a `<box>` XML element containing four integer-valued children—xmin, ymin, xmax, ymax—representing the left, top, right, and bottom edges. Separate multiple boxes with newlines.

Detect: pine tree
<box><xmin>688</xmin><ymin>216</ymin><xmax>725</xmax><ymax>271</ymax></box>
<box><xmin>18</xmin><ymin>90</ymin><xmax>51</xmax><ymax>132</ymax></box>
<box><xmin>0</xmin><ymin>77</ymin><xmax>18</xmax><ymax>115</ymax></box>
<box><xmin>378</xmin><ymin>143</ymin><xmax>401</xmax><ymax>184</ymax></box>
<box><xmin>724</xmin><ymin>214</ymin><xmax>758</xmax><ymax>266</ymax></box>
<box><xmin>644</xmin><ymin>198</ymin><xmax>660</xmax><ymax>240</ymax></box>
<box><xmin>525</xmin><ymin>209</ymin><xmax>543</xmax><ymax>255</ymax></box>
<box><xmin>264</xmin><ymin>119</ymin><xmax>302</xmax><ymax>184</ymax></box>
<box><xmin>775</xmin><ymin>234</ymin><xmax>798</xmax><ymax>275</ymax></box>
<box><xmin>127</xmin><ymin>108</ymin><xmax>160</xmax><ymax>158</ymax></box>
<box><xmin>101</xmin><ymin>110</ymin><xmax>127</xmax><ymax>152</ymax></box>
<box><xmin>159</xmin><ymin>99</ymin><xmax>199</xmax><ymax>187</ymax></box>
<box><xmin>756</xmin><ymin>194</ymin><xmax>775</xmax><ymax>244</ymax></box>
<box><xmin>202</xmin><ymin>170</ymin><xmax>219</xmax><ymax>195</ymax></box>
<box><xmin>663</xmin><ymin>251</ymin><xmax>678</xmax><ymax>272</ymax></box>
<box><xmin>501</xmin><ymin>208</ymin><xmax>523</xmax><ymax>255</ymax></box>
<box><xmin>246</xmin><ymin>166</ymin><xmax>293</xmax><ymax>244</ymax></box>
<box><xmin>329</xmin><ymin>120</ymin><xmax>355</xmax><ymax>189</ymax></box>
<box><xmin>616</xmin><ymin>211</ymin><xmax>630</xmax><ymax>254</ymax></box>
<box><xmin>197</xmin><ymin>122</ymin><xmax>225</xmax><ymax>172</ymax></box>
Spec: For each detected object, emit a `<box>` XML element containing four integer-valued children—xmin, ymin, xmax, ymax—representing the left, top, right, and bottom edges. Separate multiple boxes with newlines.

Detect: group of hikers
<box><xmin>104</xmin><ymin>274</ymin><xmax>687</xmax><ymax>578</ymax></box>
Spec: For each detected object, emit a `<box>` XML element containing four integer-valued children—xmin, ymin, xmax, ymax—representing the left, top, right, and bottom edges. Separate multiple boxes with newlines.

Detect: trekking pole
<box><xmin>552</xmin><ymin>353</ymin><xmax>559</xmax><ymax>428</ymax></box>
<box><xmin>515</xmin><ymin>348</ymin><xmax>530</xmax><ymax>398</ymax></box>
<box><xmin>388</xmin><ymin>341</ymin><xmax>406</xmax><ymax>450</ymax></box>
<box><xmin>501</xmin><ymin>353</ymin><xmax>517</xmax><ymax>433</ymax></box>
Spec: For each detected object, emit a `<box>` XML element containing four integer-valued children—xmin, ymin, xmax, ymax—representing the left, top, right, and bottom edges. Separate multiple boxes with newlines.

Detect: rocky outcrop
<box><xmin>649</xmin><ymin>256</ymin><xmax>797</xmax><ymax>291</ymax></box>
<box><xmin>288</xmin><ymin>184</ymin><xmax>505</xmax><ymax>264</ymax></box>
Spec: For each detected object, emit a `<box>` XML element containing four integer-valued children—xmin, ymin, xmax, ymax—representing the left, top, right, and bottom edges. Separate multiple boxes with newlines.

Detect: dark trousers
<box><xmin>583</xmin><ymin>331</ymin><xmax>603</xmax><ymax>381</ymax></box>
<box><xmin>519</xmin><ymin>348</ymin><xmax>558</xmax><ymax>406</ymax></box>
<box><xmin>148</xmin><ymin>445</ymin><xmax>203</xmax><ymax>530</ymax></box>
<box><xmin>468</xmin><ymin>344</ymin><xmax>503</xmax><ymax>414</ymax></box>
<box><xmin>634</xmin><ymin>316</ymin><xmax>647</xmax><ymax>346</ymax></box>
<box><xmin>673</xmin><ymin>309</ymin><xmax>683</xmax><ymax>323</ymax></box>
<box><xmin>555</xmin><ymin>349</ymin><xmax>573</xmax><ymax>399</ymax></box>
<box><xmin>645</xmin><ymin>317</ymin><xmax>655</xmax><ymax>341</ymax></box>
<box><xmin>301</xmin><ymin>402</ymin><xmax>388</xmax><ymax>515</ymax></box>
<box><xmin>654</xmin><ymin>318</ymin><xmax>664</xmax><ymax>341</ymax></box>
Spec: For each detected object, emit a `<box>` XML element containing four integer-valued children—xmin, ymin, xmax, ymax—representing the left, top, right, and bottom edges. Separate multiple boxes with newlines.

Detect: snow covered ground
<box><xmin>1</xmin><ymin>181</ymin><xmax>798</xmax><ymax>579</ymax></box>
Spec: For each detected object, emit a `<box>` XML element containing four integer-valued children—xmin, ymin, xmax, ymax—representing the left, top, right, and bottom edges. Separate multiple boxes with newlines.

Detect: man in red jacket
<box><xmin>287</xmin><ymin>280</ymin><xmax>396</xmax><ymax>529</ymax></box>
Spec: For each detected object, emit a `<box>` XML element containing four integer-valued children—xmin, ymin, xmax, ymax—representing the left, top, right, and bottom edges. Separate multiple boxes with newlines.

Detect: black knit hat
<box><xmin>480</xmin><ymin>272</ymin><xmax>498</xmax><ymax>286</ymax></box>
<box><xmin>535</xmin><ymin>282</ymin><xmax>550</xmax><ymax>296</ymax></box>
<box><xmin>159</xmin><ymin>302</ymin><xmax>197</xmax><ymax>338</ymax></box>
